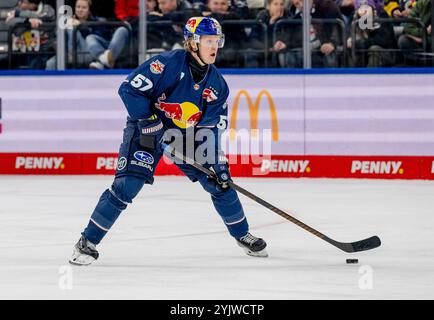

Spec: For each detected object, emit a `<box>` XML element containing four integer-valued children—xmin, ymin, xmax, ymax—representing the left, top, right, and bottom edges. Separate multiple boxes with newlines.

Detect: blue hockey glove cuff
<box><xmin>137</xmin><ymin>115</ymin><xmax>164</xmax><ymax>152</ymax></box>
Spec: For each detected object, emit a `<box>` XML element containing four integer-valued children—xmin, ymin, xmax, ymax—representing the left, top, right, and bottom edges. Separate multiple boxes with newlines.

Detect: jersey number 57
<box><xmin>130</xmin><ymin>74</ymin><xmax>153</xmax><ymax>92</ymax></box>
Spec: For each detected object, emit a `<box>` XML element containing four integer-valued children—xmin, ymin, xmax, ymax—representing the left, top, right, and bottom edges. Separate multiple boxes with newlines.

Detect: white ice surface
<box><xmin>0</xmin><ymin>175</ymin><xmax>433</xmax><ymax>299</ymax></box>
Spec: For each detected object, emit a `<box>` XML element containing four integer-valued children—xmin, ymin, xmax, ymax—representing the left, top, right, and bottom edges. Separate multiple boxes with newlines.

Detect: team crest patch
<box><xmin>202</xmin><ymin>88</ymin><xmax>218</xmax><ymax>102</ymax></box>
<box><xmin>193</xmin><ymin>84</ymin><xmax>200</xmax><ymax>90</ymax></box>
<box><xmin>150</xmin><ymin>60</ymin><xmax>165</xmax><ymax>74</ymax></box>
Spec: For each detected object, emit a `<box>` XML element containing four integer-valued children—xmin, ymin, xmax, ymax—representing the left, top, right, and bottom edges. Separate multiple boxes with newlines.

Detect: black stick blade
<box><xmin>325</xmin><ymin>235</ymin><xmax>381</xmax><ymax>253</ymax></box>
<box><xmin>349</xmin><ymin>236</ymin><xmax>381</xmax><ymax>253</ymax></box>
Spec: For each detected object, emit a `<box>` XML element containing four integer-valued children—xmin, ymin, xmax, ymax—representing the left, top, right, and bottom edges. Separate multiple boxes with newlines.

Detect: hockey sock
<box><xmin>211</xmin><ymin>189</ymin><xmax>249</xmax><ymax>239</ymax></box>
<box><xmin>197</xmin><ymin>174</ymin><xmax>249</xmax><ymax>238</ymax></box>
<box><xmin>83</xmin><ymin>188</ymin><xmax>127</xmax><ymax>244</ymax></box>
<box><xmin>83</xmin><ymin>175</ymin><xmax>145</xmax><ymax>244</ymax></box>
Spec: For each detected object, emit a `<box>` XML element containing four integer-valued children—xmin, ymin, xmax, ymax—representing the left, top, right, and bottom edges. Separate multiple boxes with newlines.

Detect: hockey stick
<box><xmin>162</xmin><ymin>144</ymin><xmax>381</xmax><ymax>253</ymax></box>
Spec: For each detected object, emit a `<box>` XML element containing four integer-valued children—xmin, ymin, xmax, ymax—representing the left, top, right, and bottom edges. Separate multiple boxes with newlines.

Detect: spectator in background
<box><xmin>247</xmin><ymin>0</ymin><xmax>267</xmax><ymax>18</ymax></box>
<box><xmin>398</xmin><ymin>0</ymin><xmax>432</xmax><ymax>65</ymax></box>
<box><xmin>399</xmin><ymin>0</ymin><xmax>418</xmax><ymax>16</ymax></box>
<box><xmin>5</xmin><ymin>0</ymin><xmax>54</xmax><ymax>26</ymax></box>
<box><xmin>339</xmin><ymin>0</ymin><xmax>384</xmax><ymax>43</ymax></box>
<box><xmin>310</xmin><ymin>0</ymin><xmax>343</xmax><ymax>67</ymax></box>
<box><xmin>114</xmin><ymin>0</ymin><xmax>159</xmax><ymax>64</ymax></box>
<box><xmin>115</xmin><ymin>0</ymin><xmax>142</xmax><ymax>65</ymax></box>
<box><xmin>41</xmin><ymin>0</ymin><xmax>57</xmax><ymax>9</ymax></box>
<box><xmin>46</xmin><ymin>0</ymin><xmax>97</xmax><ymax>69</ymax></box>
<box><xmin>193</xmin><ymin>0</ymin><xmax>250</xmax><ymax>18</ymax></box>
<box><xmin>202</xmin><ymin>0</ymin><xmax>242</xmax><ymax>20</ymax></box>
<box><xmin>273</xmin><ymin>0</ymin><xmax>342</xmax><ymax>68</ymax></box>
<box><xmin>383</xmin><ymin>0</ymin><xmax>414</xmax><ymax>17</ymax></box>
<box><xmin>273</xmin><ymin>0</ymin><xmax>303</xmax><ymax>67</ymax></box>
<box><xmin>87</xmin><ymin>0</ymin><xmax>116</xmax><ymax>20</ymax></box>
<box><xmin>339</xmin><ymin>0</ymin><xmax>356</xmax><ymax>26</ymax></box>
<box><xmin>148</xmin><ymin>0</ymin><xmax>160</xmax><ymax>13</ymax></box>
<box><xmin>64</xmin><ymin>0</ymin><xmax>116</xmax><ymax>20</ymax></box>
<box><xmin>256</xmin><ymin>0</ymin><xmax>290</xmax><ymax>30</ymax></box>
<box><xmin>85</xmin><ymin>15</ymin><xmax>131</xmax><ymax>69</ymax></box>
<box><xmin>347</xmin><ymin>0</ymin><xmax>396</xmax><ymax>67</ymax></box>
<box><xmin>154</xmin><ymin>0</ymin><xmax>195</xmax><ymax>21</ymax></box>
<box><xmin>246</xmin><ymin>0</ymin><xmax>291</xmax><ymax>67</ymax></box>
<box><xmin>115</xmin><ymin>0</ymin><xmax>139</xmax><ymax>22</ymax></box>
<box><xmin>5</xmin><ymin>0</ymin><xmax>55</xmax><ymax>69</ymax></box>
<box><xmin>202</xmin><ymin>0</ymin><xmax>247</xmax><ymax>67</ymax></box>
<box><xmin>232</xmin><ymin>0</ymin><xmax>250</xmax><ymax>18</ymax></box>
<box><xmin>143</xmin><ymin>0</ymin><xmax>164</xmax><ymax>52</ymax></box>
<box><xmin>384</xmin><ymin>0</ymin><xmax>400</xmax><ymax>16</ymax></box>
<box><xmin>114</xmin><ymin>0</ymin><xmax>154</xmax><ymax>34</ymax></box>
<box><xmin>147</xmin><ymin>0</ymin><xmax>196</xmax><ymax>50</ymax></box>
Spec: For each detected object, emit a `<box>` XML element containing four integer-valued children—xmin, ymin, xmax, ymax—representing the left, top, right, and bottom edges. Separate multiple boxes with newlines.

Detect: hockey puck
<box><xmin>346</xmin><ymin>259</ymin><xmax>359</xmax><ymax>264</ymax></box>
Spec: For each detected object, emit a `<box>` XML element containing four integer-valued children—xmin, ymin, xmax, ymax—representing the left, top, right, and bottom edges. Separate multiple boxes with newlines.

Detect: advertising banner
<box><xmin>1</xmin><ymin>73</ymin><xmax>433</xmax><ymax>179</ymax></box>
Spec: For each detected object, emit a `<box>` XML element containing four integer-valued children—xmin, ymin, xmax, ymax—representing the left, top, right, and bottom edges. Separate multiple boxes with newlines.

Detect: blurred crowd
<box><xmin>0</xmin><ymin>0</ymin><xmax>432</xmax><ymax>70</ymax></box>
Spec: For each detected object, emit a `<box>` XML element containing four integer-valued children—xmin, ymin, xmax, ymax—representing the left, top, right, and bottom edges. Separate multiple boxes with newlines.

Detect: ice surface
<box><xmin>0</xmin><ymin>175</ymin><xmax>433</xmax><ymax>299</ymax></box>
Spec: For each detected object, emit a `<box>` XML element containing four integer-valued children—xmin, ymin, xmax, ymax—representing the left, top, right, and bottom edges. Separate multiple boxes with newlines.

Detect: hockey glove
<box><xmin>210</xmin><ymin>163</ymin><xmax>231</xmax><ymax>191</ymax></box>
<box><xmin>137</xmin><ymin>115</ymin><xmax>164</xmax><ymax>152</ymax></box>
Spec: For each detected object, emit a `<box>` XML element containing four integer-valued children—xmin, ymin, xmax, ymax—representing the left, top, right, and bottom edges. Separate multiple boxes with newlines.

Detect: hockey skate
<box><xmin>69</xmin><ymin>234</ymin><xmax>99</xmax><ymax>266</ymax></box>
<box><xmin>236</xmin><ymin>233</ymin><xmax>268</xmax><ymax>258</ymax></box>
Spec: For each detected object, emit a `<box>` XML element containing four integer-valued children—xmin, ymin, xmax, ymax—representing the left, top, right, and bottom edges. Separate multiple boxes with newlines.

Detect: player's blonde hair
<box><xmin>183</xmin><ymin>37</ymin><xmax>197</xmax><ymax>52</ymax></box>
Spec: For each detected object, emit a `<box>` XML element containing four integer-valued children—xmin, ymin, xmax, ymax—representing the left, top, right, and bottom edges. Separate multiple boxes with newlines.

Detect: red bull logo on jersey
<box><xmin>202</xmin><ymin>88</ymin><xmax>218</xmax><ymax>102</ymax></box>
<box><xmin>150</xmin><ymin>60</ymin><xmax>165</xmax><ymax>74</ymax></box>
<box><xmin>155</xmin><ymin>93</ymin><xmax>202</xmax><ymax>129</ymax></box>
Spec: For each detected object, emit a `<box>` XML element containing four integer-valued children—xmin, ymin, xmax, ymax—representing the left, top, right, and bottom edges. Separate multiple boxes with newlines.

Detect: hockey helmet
<box><xmin>183</xmin><ymin>17</ymin><xmax>225</xmax><ymax>48</ymax></box>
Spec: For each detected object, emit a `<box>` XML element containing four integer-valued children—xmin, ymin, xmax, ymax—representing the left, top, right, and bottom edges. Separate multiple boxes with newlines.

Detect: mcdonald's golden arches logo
<box><xmin>229</xmin><ymin>89</ymin><xmax>279</xmax><ymax>141</ymax></box>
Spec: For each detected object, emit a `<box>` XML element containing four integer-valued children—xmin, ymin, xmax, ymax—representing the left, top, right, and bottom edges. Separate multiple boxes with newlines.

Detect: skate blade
<box><xmin>237</xmin><ymin>243</ymin><xmax>269</xmax><ymax>258</ymax></box>
<box><xmin>69</xmin><ymin>258</ymin><xmax>95</xmax><ymax>266</ymax></box>
<box><xmin>69</xmin><ymin>255</ymin><xmax>96</xmax><ymax>266</ymax></box>
<box><xmin>69</xmin><ymin>250</ymin><xmax>96</xmax><ymax>266</ymax></box>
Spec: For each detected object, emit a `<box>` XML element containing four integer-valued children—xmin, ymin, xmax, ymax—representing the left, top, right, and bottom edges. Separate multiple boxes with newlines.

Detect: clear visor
<box><xmin>193</xmin><ymin>34</ymin><xmax>225</xmax><ymax>49</ymax></box>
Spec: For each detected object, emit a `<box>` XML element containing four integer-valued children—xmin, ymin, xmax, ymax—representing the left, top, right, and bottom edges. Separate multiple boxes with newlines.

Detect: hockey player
<box><xmin>69</xmin><ymin>17</ymin><xmax>268</xmax><ymax>266</ymax></box>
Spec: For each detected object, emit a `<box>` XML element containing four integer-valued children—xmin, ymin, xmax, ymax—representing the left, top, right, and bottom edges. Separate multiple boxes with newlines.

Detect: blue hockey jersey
<box><xmin>118</xmin><ymin>49</ymin><xmax>229</xmax><ymax>133</ymax></box>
